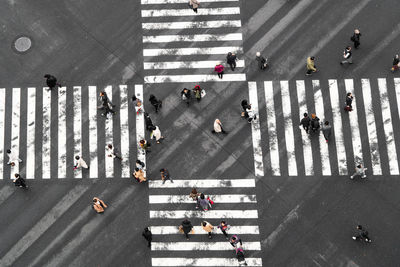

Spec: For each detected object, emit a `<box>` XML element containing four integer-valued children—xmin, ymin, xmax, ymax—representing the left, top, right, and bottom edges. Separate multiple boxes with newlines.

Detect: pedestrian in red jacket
<box><xmin>214</xmin><ymin>64</ymin><xmax>224</xmax><ymax>79</ymax></box>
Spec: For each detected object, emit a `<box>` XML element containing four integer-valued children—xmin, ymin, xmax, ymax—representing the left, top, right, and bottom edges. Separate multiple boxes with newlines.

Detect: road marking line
<box><xmin>58</xmin><ymin>87</ymin><xmax>67</xmax><ymax>178</ymax></box>
<box><xmin>141</xmin><ymin>7</ymin><xmax>240</xmax><ymax>17</ymax></box>
<box><xmin>10</xmin><ymin>88</ymin><xmax>21</xmax><ymax>179</ymax></box>
<box><xmin>361</xmin><ymin>79</ymin><xmax>382</xmax><ymax>175</ymax></box>
<box><xmin>26</xmin><ymin>87</ymin><xmax>36</xmax><ymax>179</ymax></box>
<box><xmin>149</xmin><ymin>179</ymin><xmax>255</xmax><ymax>188</ymax></box>
<box><xmin>135</xmin><ymin>84</ymin><xmax>146</xmax><ymax>178</ymax></box>
<box><xmin>88</xmin><ymin>86</ymin><xmax>98</xmax><ymax>178</ymax></box>
<box><xmin>73</xmin><ymin>86</ymin><xmax>82</xmax><ymax>178</ymax></box>
<box><xmin>144</xmin><ymin>60</ymin><xmax>245</xmax><ymax>70</ymax></box>
<box><xmin>104</xmin><ymin>86</ymin><xmax>114</xmax><ymax>178</ymax></box>
<box><xmin>150</xmin><ymin>225</ymin><xmax>260</xmax><ymax>235</ymax></box>
<box><xmin>42</xmin><ymin>88</ymin><xmax>51</xmax><ymax>179</ymax></box>
<box><xmin>142</xmin><ymin>20</ymin><xmax>241</xmax><ymax>30</ymax></box>
<box><xmin>149</xmin><ymin>194</ymin><xmax>257</xmax><ymax>204</ymax></box>
<box><xmin>150</xmin><ymin>210</ymin><xmax>258</xmax><ymax>219</ymax></box>
<box><xmin>0</xmin><ymin>89</ymin><xmax>5</xmax><ymax>179</ymax></box>
<box><xmin>151</xmin><ymin>258</ymin><xmax>263</xmax><ymax>266</ymax></box>
<box><xmin>378</xmin><ymin>78</ymin><xmax>399</xmax><ymax>175</ymax></box>
<box><xmin>151</xmin><ymin>242</ymin><xmax>261</xmax><ymax>251</ymax></box>
<box><xmin>120</xmin><ymin>85</ymin><xmax>130</xmax><ymax>178</ymax></box>
<box><xmin>142</xmin><ymin>0</ymin><xmax>238</xmax><ymax>4</ymax></box>
<box><xmin>143</xmin><ymin>46</ymin><xmax>242</xmax><ymax>56</ymax></box>
<box><xmin>143</xmin><ymin>33</ymin><xmax>242</xmax><ymax>43</ymax></box>
<box><xmin>144</xmin><ymin>74</ymin><xmax>246</xmax><ymax>83</ymax></box>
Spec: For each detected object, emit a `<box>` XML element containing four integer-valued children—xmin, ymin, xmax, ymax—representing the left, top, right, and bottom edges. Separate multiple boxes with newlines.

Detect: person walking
<box><xmin>229</xmin><ymin>234</ymin><xmax>243</xmax><ymax>247</ymax></box>
<box><xmin>149</xmin><ymin>94</ymin><xmax>162</xmax><ymax>113</ymax></box>
<box><xmin>99</xmin><ymin>91</ymin><xmax>115</xmax><ymax>107</ymax></box>
<box><xmin>391</xmin><ymin>54</ymin><xmax>400</xmax><ymax>72</ymax></box>
<box><xmin>193</xmin><ymin>85</ymin><xmax>203</xmax><ymax>102</ymax></box>
<box><xmin>160</xmin><ymin>168</ymin><xmax>173</xmax><ymax>184</ymax></box>
<box><xmin>202</xmin><ymin>221</ymin><xmax>214</xmax><ymax>239</ymax></box>
<box><xmin>136</xmin><ymin>159</ymin><xmax>145</xmax><ymax>171</ymax></box>
<box><xmin>350</xmin><ymin>164</ymin><xmax>367</xmax><ymax>179</ymax></box>
<box><xmin>214</xmin><ymin>64</ymin><xmax>224</xmax><ymax>79</ymax></box>
<box><xmin>139</xmin><ymin>139</ymin><xmax>151</xmax><ymax>153</ymax></box>
<box><xmin>150</xmin><ymin>125</ymin><xmax>164</xmax><ymax>144</ymax></box>
<box><xmin>189</xmin><ymin>0</ymin><xmax>199</xmax><ymax>13</ymax></box>
<box><xmin>299</xmin><ymin>113</ymin><xmax>311</xmax><ymax>133</ymax></box>
<box><xmin>197</xmin><ymin>193</ymin><xmax>211</xmax><ymax>211</ymax></box>
<box><xmin>235</xmin><ymin>246</ymin><xmax>248</xmax><ymax>266</ymax></box>
<box><xmin>322</xmin><ymin>121</ymin><xmax>332</xmax><ymax>142</ymax></box>
<box><xmin>145</xmin><ymin>113</ymin><xmax>155</xmax><ymax>131</ymax></box>
<box><xmin>106</xmin><ymin>144</ymin><xmax>122</xmax><ymax>160</ymax></box>
<box><xmin>98</xmin><ymin>94</ymin><xmax>116</xmax><ymax>117</ymax></box>
<box><xmin>74</xmin><ymin>155</ymin><xmax>89</xmax><ymax>170</ymax></box>
<box><xmin>218</xmin><ymin>220</ymin><xmax>230</xmax><ymax>239</ymax></box>
<box><xmin>306</xmin><ymin>56</ymin><xmax>317</xmax><ymax>76</ymax></box>
<box><xmin>44</xmin><ymin>74</ymin><xmax>62</xmax><ymax>90</ymax></box>
<box><xmin>134</xmin><ymin>168</ymin><xmax>147</xmax><ymax>183</ymax></box>
<box><xmin>181</xmin><ymin>88</ymin><xmax>191</xmax><ymax>106</ymax></box>
<box><xmin>344</xmin><ymin>92</ymin><xmax>353</xmax><ymax>111</ymax></box>
<box><xmin>310</xmin><ymin>114</ymin><xmax>320</xmax><ymax>133</ymax></box>
<box><xmin>340</xmin><ymin>46</ymin><xmax>353</xmax><ymax>65</ymax></box>
<box><xmin>352</xmin><ymin>225</ymin><xmax>372</xmax><ymax>243</ymax></box>
<box><xmin>246</xmin><ymin>105</ymin><xmax>256</xmax><ymax>123</ymax></box>
<box><xmin>241</xmin><ymin>100</ymin><xmax>250</xmax><ymax>117</ymax></box>
<box><xmin>256</xmin><ymin>52</ymin><xmax>267</xmax><ymax>70</ymax></box>
<box><xmin>351</xmin><ymin>29</ymin><xmax>361</xmax><ymax>49</ymax></box>
<box><xmin>6</xmin><ymin>149</ymin><xmax>22</xmax><ymax>166</ymax></box>
<box><xmin>180</xmin><ymin>219</ymin><xmax>193</xmax><ymax>240</ymax></box>
<box><xmin>226</xmin><ymin>52</ymin><xmax>237</xmax><ymax>71</ymax></box>
<box><xmin>92</xmin><ymin>197</ymin><xmax>107</xmax><ymax>213</ymax></box>
<box><xmin>142</xmin><ymin>227</ymin><xmax>152</xmax><ymax>248</ymax></box>
<box><xmin>190</xmin><ymin>188</ymin><xmax>201</xmax><ymax>201</ymax></box>
<box><xmin>212</xmin><ymin>119</ymin><xmax>227</xmax><ymax>134</ymax></box>
<box><xmin>13</xmin><ymin>173</ymin><xmax>28</xmax><ymax>189</ymax></box>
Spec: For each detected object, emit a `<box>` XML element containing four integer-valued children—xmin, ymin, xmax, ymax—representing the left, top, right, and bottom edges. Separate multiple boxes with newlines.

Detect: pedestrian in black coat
<box><xmin>144</xmin><ymin>113</ymin><xmax>155</xmax><ymax>131</ymax></box>
<box><xmin>226</xmin><ymin>52</ymin><xmax>237</xmax><ymax>71</ymax></box>
<box><xmin>310</xmin><ymin>114</ymin><xmax>320</xmax><ymax>132</ymax></box>
<box><xmin>322</xmin><ymin>121</ymin><xmax>332</xmax><ymax>142</ymax></box>
<box><xmin>149</xmin><ymin>94</ymin><xmax>162</xmax><ymax>113</ymax></box>
<box><xmin>299</xmin><ymin>113</ymin><xmax>311</xmax><ymax>133</ymax></box>
<box><xmin>181</xmin><ymin>219</ymin><xmax>193</xmax><ymax>240</ymax></box>
<box><xmin>181</xmin><ymin>88</ymin><xmax>191</xmax><ymax>106</ymax></box>
<box><xmin>345</xmin><ymin>92</ymin><xmax>353</xmax><ymax>111</ymax></box>
<box><xmin>44</xmin><ymin>74</ymin><xmax>61</xmax><ymax>90</ymax></box>
<box><xmin>241</xmin><ymin>100</ymin><xmax>250</xmax><ymax>117</ymax></box>
<box><xmin>13</xmin><ymin>173</ymin><xmax>27</xmax><ymax>189</ymax></box>
<box><xmin>142</xmin><ymin>227</ymin><xmax>153</xmax><ymax>247</ymax></box>
<box><xmin>352</xmin><ymin>225</ymin><xmax>372</xmax><ymax>243</ymax></box>
<box><xmin>256</xmin><ymin>52</ymin><xmax>267</xmax><ymax>70</ymax></box>
<box><xmin>351</xmin><ymin>29</ymin><xmax>361</xmax><ymax>49</ymax></box>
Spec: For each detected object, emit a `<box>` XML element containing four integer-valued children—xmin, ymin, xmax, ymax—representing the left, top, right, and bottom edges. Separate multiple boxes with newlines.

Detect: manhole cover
<box><xmin>14</xmin><ymin>36</ymin><xmax>32</xmax><ymax>52</ymax></box>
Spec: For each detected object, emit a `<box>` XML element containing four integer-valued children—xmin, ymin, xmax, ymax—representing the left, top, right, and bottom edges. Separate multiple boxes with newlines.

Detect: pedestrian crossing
<box><xmin>141</xmin><ymin>0</ymin><xmax>246</xmax><ymax>83</ymax></box>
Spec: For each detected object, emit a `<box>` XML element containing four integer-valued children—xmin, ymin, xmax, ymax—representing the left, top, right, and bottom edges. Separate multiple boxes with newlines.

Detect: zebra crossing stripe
<box><xmin>58</xmin><ymin>87</ymin><xmax>67</xmax><ymax>178</ymax></box>
<box><xmin>264</xmin><ymin>81</ymin><xmax>280</xmax><ymax>175</ymax></box>
<box><xmin>142</xmin><ymin>0</ymin><xmax>239</xmax><ymax>4</ymax></box>
<box><xmin>345</xmin><ymin>79</ymin><xmax>363</xmax><ymax>165</ymax></box>
<box><xmin>149</xmin><ymin>225</ymin><xmax>260</xmax><ymax>235</ymax></box>
<box><xmin>143</xmin><ymin>33</ymin><xmax>243</xmax><ymax>43</ymax></box>
<box><xmin>151</xmin><ymin>241</ymin><xmax>261</xmax><ymax>251</ymax></box>
<box><xmin>296</xmin><ymin>80</ymin><xmax>313</xmax><ymax>176</ymax></box>
<box><xmin>120</xmin><ymin>85</ymin><xmax>130</xmax><ymax>178</ymax></box>
<box><xmin>361</xmin><ymin>79</ymin><xmax>382</xmax><ymax>175</ymax></box>
<box><xmin>0</xmin><ymin>89</ymin><xmax>4</xmax><ymax>179</ymax></box>
<box><xmin>280</xmin><ymin>81</ymin><xmax>297</xmax><ymax>176</ymax></box>
<box><xmin>329</xmin><ymin>80</ymin><xmax>347</xmax><ymax>175</ymax></box>
<box><xmin>10</xmin><ymin>88</ymin><xmax>21</xmax><ymax>179</ymax></box>
<box><xmin>88</xmin><ymin>86</ymin><xmax>98</xmax><ymax>178</ymax></box>
<box><xmin>395</xmin><ymin>78</ymin><xmax>400</xmax><ymax>130</ymax></box>
<box><xmin>151</xmin><ymin>258</ymin><xmax>263</xmax><ymax>266</ymax></box>
<box><xmin>142</xmin><ymin>20</ymin><xmax>241</xmax><ymax>30</ymax></box>
<box><xmin>149</xmin><ymin>194</ymin><xmax>257</xmax><ymax>204</ymax></box>
<box><xmin>74</xmin><ymin>86</ymin><xmax>82</xmax><ymax>178</ymax></box>
<box><xmin>26</xmin><ymin>87</ymin><xmax>36</xmax><ymax>179</ymax></box>
<box><xmin>378</xmin><ymin>78</ymin><xmax>399</xmax><ymax>175</ymax></box>
<box><xmin>143</xmin><ymin>46</ymin><xmax>242</xmax><ymax>56</ymax></box>
<box><xmin>149</xmin><ymin>179</ymin><xmax>255</xmax><ymax>188</ymax></box>
<box><xmin>144</xmin><ymin>74</ymin><xmax>246</xmax><ymax>83</ymax></box>
<box><xmin>313</xmin><ymin>80</ymin><xmax>331</xmax><ymax>175</ymax></box>
<box><xmin>105</xmin><ymin>86</ymin><xmax>114</xmax><ymax>178</ymax></box>
<box><xmin>144</xmin><ymin>60</ymin><xmax>245</xmax><ymax>70</ymax></box>
<box><xmin>141</xmin><ymin>7</ymin><xmax>241</xmax><ymax>17</ymax></box>
<box><xmin>150</xmin><ymin>210</ymin><xmax>259</xmax><ymax>219</ymax></box>
<box><xmin>42</xmin><ymin>88</ymin><xmax>51</xmax><ymax>179</ymax></box>
<box><xmin>135</xmin><ymin>85</ymin><xmax>146</xmax><ymax>177</ymax></box>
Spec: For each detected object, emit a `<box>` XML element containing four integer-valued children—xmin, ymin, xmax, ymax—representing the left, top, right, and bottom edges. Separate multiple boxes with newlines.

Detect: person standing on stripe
<box><xmin>321</xmin><ymin>121</ymin><xmax>332</xmax><ymax>143</ymax></box>
<box><xmin>229</xmin><ymin>234</ymin><xmax>243</xmax><ymax>247</ymax></box>
<box><xmin>310</xmin><ymin>114</ymin><xmax>320</xmax><ymax>133</ymax></box>
<box><xmin>44</xmin><ymin>74</ymin><xmax>62</xmax><ymax>90</ymax></box>
<box><xmin>340</xmin><ymin>46</ymin><xmax>353</xmax><ymax>65</ymax></box>
<box><xmin>13</xmin><ymin>173</ymin><xmax>28</xmax><ymax>189</ymax></box>
<box><xmin>306</xmin><ymin>56</ymin><xmax>317</xmax><ymax>76</ymax></box>
<box><xmin>344</xmin><ymin>92</ymin><xmax>353</xmax><ymax>112</ymax></box>
<box><xmin>6</xmin><ymin>149</ymin><xmax>22</xmax><ymax>166</ymax></box>
<box><xmin>218</xmin><ymin>220</ymin><xmax>230</xmax><ymax>239</ymax></box>
<box><xmin>299</xmin><ymin>113</ymin><xmax>311</xmax><ymax>133</ymax></box>
<box><xmin>202</xmin><ymin>221</ymin><xmax>214</xmax><ymax>239</ymax></box>
<box><xmin>226</xmin><ymin>52</ymin><xmax>237</xmax><ymax>71</ymax></box>
<box><xmin>99</xmin><ymin>91</ymin><xmax>115</xmax><ymax>108</ymax></box>
<box><xmin>350</xmin><ymin>164</ymin><xmax>367</xmax><ymax>179</ymax></box>
<box><xmin>74</xmin><ymin>155</ymin><xmax>89</xmax><ymax>170</ymax></box>
<box><xmin>180</xmin><ymin>219</ymin><xmax>193</xmax><ymax>240</ymax></box>
<box><xmin>136</xmin><ymin>159</ymin><xmax>145</xmax><ymax>171</ymax></box>
<box><xmin>235</xmin><ymin>246</ymin><xmax>248</xmax><ymax>266</ymax></box>
<box><xmin>351</xmin><ymin>29</ymin><xmax>361</xmax><ymax>49</ymax></box>
<box><xmin>197</xmin><ymin>193</ymin><xmax>211</xmax><ymax>211</ymax></box>
<box><xmin>142</xmin><ymin>227</ymin><xmax>152</xmax><ymax>248</ymax></box>
<box><xmin>214</xmin><ymin>64</ymin><xmax>224</xmax><ymax>79</ymax></box>
<box><xmin>189</xmin><ymin>0</ymin><xmax>199</xmax><ymax>13</ymax></box>
<box><xmin>106</xmin><ymin>144</ymin><xmax>122</xmax><ymax>160</ymax></box>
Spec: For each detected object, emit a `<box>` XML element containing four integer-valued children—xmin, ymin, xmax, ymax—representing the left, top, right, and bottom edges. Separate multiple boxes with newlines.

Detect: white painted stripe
<box><xmin>58</xmin><ymin>87</ymin><xmax>67</xmax><ymax>178</ymax></box>
<box><xmin>88</xmin><ymin>86</ymin><xmax>98</xmax><ymax>178</ymax></box>
<box><xmin>26</xmin><ymin>87</ymin><xmax>36</xmax><ymax>179</ymax></box>
<box><xmin>151</xmin><ymin>258</ymin><xmax>263</xmax><ymax>266</ymax></box>
<box><xmin>42</xmin><ymin>88</ymin><xmax>51</xmax><ymax>179</ymax></box>
<box><xmin>0</xmin><ymin>185</ymin><xmax>89</xmax><ymax>266</ymax></box>
<box><xmin>329</xmin><ymin>80</ymin><xmax>347</xmax><ymax>175</ymax></box>
<box><xmin>150</xmin><ymin>225</ymin><xmax>260</xmax><ymax>235</ymax></box>
<box><xmin>141</xmin><ymin>8</ymin><xmax>240</xmax><ymax>17</ymax></box>
<box><xmin>264</xmin><ymin>81</ymin><xmax>280</xmax><ymax>175</ymax></box>
<box><xmin>151</xmin><ymin>242</ymin><xmax>261</xmax><ymax>251</ymax></box>
<box><xmin>296</xmin><ymin>80</ymin><xmax>313</xmax><ymax>176</ymax></box>
<box><xmin>378</xmin><ymin>78</ymin><xmax>399</xmax><ymax>175</ymax></box>
<box><xmin>144</xmin><ymin>74</ymin><xmax>246</xmax><ymax>83</ymax></box>
<box><xmin>142</xmin><ymin>20</ymin><xmax>241</xmax><ymax>30</ymax></box>
<box><xmin>143</xmin><ymin>46</ymin><xmax>242</xmax><ymax>57</ymax></box>
<box><xmin>10</xmin><ymin>88</ymin><xmax>21</xmax><ymax>179</ymax></box>
<box><xmin>280</xmin><ymin>81</ymin><xmax>297</xmax><ymax>176</ymax></box>
<box><xmin>143</xmin><ymin>33</ymin><xmax>242</xmax><ymax>43</ymax></box>
<box><xmin>150</xmin><ymin>210</ymin><xmax>258</xmax><ymax>219</ymax></box>
<box><xmin>361</xmin><ymin>79</ymin><xmax>382</xmax><ymax>175</ymax></box>
<box><xmin>248</xmin><ymin>82</ymin><xmax>264</xmax><ymax>177</ymax></box>
<box><xmin>73</xmin><ymin>86</ymin><xmax>82</xmax><ymax>178</ymax></box>
<box><xmin>144</xmin><ymin>60</ymin><xmax>245</xmax><ymax>70</ymax></box>
<box><xmin>120</xmin><ymin>85</ymin><xmax>130</xmax><ymax>178</ymax></box>
<box><xmin>149</xmin><ymin>179</ymin><xmax>255</xmax><ymax>188</ymax></box>
<box><xmin>313</xmin><ymin>80</ymin><xmax>331</xmax><ymax>176</ymax></box>
<box><xmin>149</xmin><ymin>194</ymin><xmax>257</xmax><ymax>204</ymax></box>
<box><xmin>142</xmin><ymin>0</ymin><xmax>238</xmax><ymax>4</ymax></box>
<box><xmin>345</xmin><ymin>79</ymin><xmax>364</xmax><ymax>165</ymax></box>
<box><xmin>135</xmin><ymin>84</ymin><xmax>146</xmax><ymax>177</ymax></box>
<box><xmin>104</xmin><ymin>86</ymin><xmax>114</xmax><ymax>178</ymax></box>
<box><xmin>0</xmin><ymin>89</ymin><xmax>4</xmax><ymax>179</ymax></box>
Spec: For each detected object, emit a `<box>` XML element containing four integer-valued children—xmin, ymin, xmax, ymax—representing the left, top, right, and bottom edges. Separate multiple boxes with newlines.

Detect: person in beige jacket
<box><xmin>189</xmin><ymin>0</ymin><xmax>199</xmax><ymax>13</ymax></box>
<box><xmin>202</xmin><ymin>221</ymin><xmax>214</xmax><ymax>239</ymax></box>
<box><xmin>92</xmin><ymin>197</ymin><xmax>107</xmax><ymax>213</ymax></box>
<box><xmin>212</xmin><ymin>119</ymin><xmax>227</xmax><ymax>134</ymax></box>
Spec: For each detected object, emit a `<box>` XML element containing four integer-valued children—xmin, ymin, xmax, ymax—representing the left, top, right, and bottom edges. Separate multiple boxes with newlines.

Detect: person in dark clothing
<box><xmin>160</xmin><ymin>168</ymin><xmax>173</xmax><ymax>184</ymax></box>
<box><xmin>299</xmin><ymin>113</ymin><xmax>311</xmax><ymax>133</ymax></box>
<box><xmin>391</xmin><ymin>54</ymin><xmax>400</xmax><ymax>72</ymax></box>
<box><xmin>352</xmin><ymin>225</ymin><xmax>372</xmax><ymax>243</ymax></box>
<box><xmin>351</xmin><ymin>29</ymin><xmax>361</xmax><ymax>49</ymax></box>
<box><xmin>256</xmin><ymin>52</ymin><xmax>267</xmax><ymax>70</ymax></box>
<box><xmin>241</xmin><ymin>100</ymin><xmax>250</xmax><ymax>117</ymax></box>
<box><xmin>345</xmin><ymin>92</ymin><xmax>353</xmax><ymax>111</ymax></box>
<box><xmin>226</xmin><ymin>52</ymin><xmax>237</xmax><ymax>71</ymax></box>
<box><xmin>230</xmin><ymin>235</ymin><xmax>243</xmax><ymax>247</ymax></box>
<box><xmin>99</xmin><ymin>91</ymin><xmax>115</xmax><ymax>107</ymax></box>
<box><xmin>218</xmin><ymin>221</ymin><xmax>230</xmax><ymax>239</ymax></box>
<box><xmin>310</xmin><ymin>113</ymin><xmax>320</xmax><ymax>132</ymax></box>
<box><xmin>144</xmin><ymin>113</ymin><xmax>155</xmax><ymax>131</ymax></box>
<box><xmin>44</xmin><ymin>74</ymin><xmax>62</xmax><ymax>90</ymax></box>
<box><xmin>149</xmin><ymin>94</ymin><xmax>162</xmax><ymax>113</ymax></box>
<box><xmin>142</xmin><ymin>227</ymin><xmax>152</xmax><ymax>247</ymax></box>
<box><xmin>235</xmin><ymin>247</ymin><xmax>248</xmax><ymax>266</ymax></box>
<box><xmin>181</xmin><ymin>219</ymin><xmax>193</xmax><ymax>240</ymax></box>
<box><xmin>322</xmin><ymin>121</ymin><xmax>332</xmax><ymax>142</ymax></box>
<box><xmin>340</xmin><ymin>46</ymin><xmax>353</xmax><ymax>65</ymax></box>
<box><xmin>181</xmin><ymin>88</ymin><xmax>191</xmax><ymax>106</ymax></box>
<box><xmin>13</xmin><ymin>173</ymin><xmax>27</xmax><ymax>189</ymax></box>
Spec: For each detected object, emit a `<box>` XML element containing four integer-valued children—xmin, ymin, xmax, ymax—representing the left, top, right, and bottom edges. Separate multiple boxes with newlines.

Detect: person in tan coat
<box><xmin>202</xmin><ymin>221</ymin><xmax>214</xmax><ymax>239</ymax></box>
<box><xmin>189</xmin><ymin>0</ymin><xmax>199</xmax><ymax>13</ymax></box>
<box><xmin>92</xmin><ymin>197</ymin><xmax>107</xmax><ymax>213</ymax></box>
<box><xmin>133</xmin><ymin>168</ymin><xmax>147</xmax><ymax>183</ymax></box>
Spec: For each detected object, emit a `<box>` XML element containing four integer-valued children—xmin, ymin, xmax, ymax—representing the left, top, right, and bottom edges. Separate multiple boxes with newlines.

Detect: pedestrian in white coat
<box><xmin>150</xmin><ymin>126</ymin><xmax>164</xmax><ymax>144</ymax></box>
<box><xmin>74</xmin><ymin>155</ymin><xmax>89</xmax><ymax>169</ymax></box>
<box><xmin>212</xmin><ymin>119</ymin><xmax>227</xmax><ymax>134</ymax></box>
<box><xmin>6</xmin><ymin>149</ymin><xmax>22</xmax><ymax>166</ymax></box>
<box><xmin>106</xmin><ymin>144</ymin><xmax>122</xmax><ymax>160</ymax></box>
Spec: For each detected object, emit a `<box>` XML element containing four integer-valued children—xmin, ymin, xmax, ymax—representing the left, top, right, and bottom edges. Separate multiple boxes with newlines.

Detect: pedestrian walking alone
<box><xmin>179</xmin><ymin>219</ymin><xmax>193</xmax><ymax>240</ymax></box>
<box><xmin>226</xmin><ymin>52</ymin><xmax>237</xmax><ymax>71</ymax></box>
<box><xmin>99</xmin><ymin>91</ymin><xmax>115</xmax><ymax>107</ymax></box>
<box><xmin>322</xmin><ymin>121</ymin><xmax>332</xmax><ymax>142</ymax></box>
<box><xmin>142</xmin><ymin>227</ymin><xmax>153</xmax><ymax>248</ymax></box>
<box><xmin>181</xmin><ymin>88</ymin><xmax>191</xmax><ymax>106</ymax></box>
<box><xmin>202</xmin><ymin>221</ymin><xmax>214</xmax><ymax>239</ymax></box>
<box><xmin>189</xmin><ymin>0</ymin><xmax>199</xmax><ymax>13</ymax></box>
<box><xmin>214</xmin><ymin>64</ymin><xmax>224</xmax><ymax>79</ymax></box>
<box><xmin>212</xmin><ymin>119</ymin><xmax>227</xmax><ymax>134</ymax></box>
<box><xmin>92</xmin><ymin>197</ymin><xmax>107</xmax><ymax>213</ymax></box>
<box><xmin>149</xmin><ymin>94</ymin><xmax>162</xmax><ymax>113</ymax></box>
<box><xmin>340</xmin><ymin>46</ymin><xmax>353</xmax><ymax>65</ymax></box>
<box><xmin>74</xmin><ymin>155</ymin><xmax>89</xmax><ymax>170</ymax></box>
<box><xmin>352</xmin><ymin>225</ymin><xmax>372</xmax><ymax>243</ymax></box>
<box><xmin>351</xmin><ymin>29</ymin><xmax>361</xmax><ymax>49</ymax></box>
<box><xmin>350</xmin><ymin>164</ymin><xmax>367</xmax><ymax>179</ymax></box>
<box><xmin>190</xmin><ymin>188</ymin><xmax>201</xmax><ymax>202</ymax></box>
<box><xmin>13</xmin><ymin>174</ymin><xmax>27</xmax><ymax>189</ymax></box>
<box><xmin>218</xmin><ymin>220</ymin><xmax>230</xmax><ymax>239</ymax></box>
<box><xmin>256</xmin><ymin>52</ymin><xmax>267</xmax><ymax>70</ymax></box>
<box><xmin>150</xmin><ymin>125</ymin><xmax>164</xmax><ymax>144</ymax></box>
<box><xmin>344</xmin><ymin>92</ymin><xmax>353</xmax><ymax>111</ymax></box>
<box><xmin>197</xmin><ymin>193</ymin><xmax>211</xmax><ymax>211</ymax></box>
<box><xmin>310</xmin><ymin>114</ymin><xmax>320</xmax><ymax>133</ymax></box>
<box><xmin>229</xmin><ymin>234</ymin><xmax>243</xmax><ymax>247</ymax></box>
<box><xmin>6</xmin><ymin>149</ymin><xmax>22</xmax><ymax>166</ymax></box>
<box><xmin>139</xmin><ymin>139</ymin><xmax>151</xmax><ymax>153</ymax></box>
<box><xmin>193</xmin><ymin>85</ymin><xmax>203</xmax><ymax>102</ymax></box>
<box><xmin>133</xmin><ymin>168</ymin><xmax>147</xmax><ymax>183</ymax></box>
<box><xmin>391</xmin><ymin>54</ymin><xmax>400</xmax><ymax>72</ymax></box>
<box><xmin>98</xmin><ymin>93</ymin><xmax>116</xmax><ymax>118</ymax></box>
<box><xmin>299</xmin><ymin>113</ymin><xmax>311</xmax><ymax>133</ymax></box>
<box><xmin>306</xmin><ymin>56</ymin><xmax>317</xmax><ymax>76</ymax></box>
<box><xmin>160</xmin><ymin>168</ymin><xmax>173</xmax><ymax>184</ymax></box>
<box><xmin>106</xmin><ymin>144</ymin><xmax>122</xmax><ymax>160</ymax></box>
<box><xmin>235</xmin><ymin>246</ymin><xmax>248</xmax><ymax>266</ymax></box>
<box><xmin>44</xmin><ymin>74</ymin><xmax>62</xmax><ymax>90</ymax></box>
